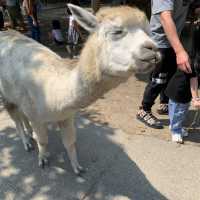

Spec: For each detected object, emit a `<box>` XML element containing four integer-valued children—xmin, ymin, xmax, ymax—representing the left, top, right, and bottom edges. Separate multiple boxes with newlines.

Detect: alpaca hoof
<box><xmin>39</xmin><ymin>156</ymin><xmax>49</xmax><ymax>168</ymax></box>
<box><xmin>78</xmin><ymin>166</ymin><xmax>86</xmax><ymax>174</ymax></box>
<box><xmin>24</xmin><ymin>142</ymin><xmax>33</xmax><ymax>152</ymax></box>
<box><xmin>24</xmin><ymin>138</ymin><xmax>34</xmax><ymax>152</ymax></box>
<box><xmin>75</xmin><ymin>166</ymin><xmax>86</xmax><ymax>176</ymax></box>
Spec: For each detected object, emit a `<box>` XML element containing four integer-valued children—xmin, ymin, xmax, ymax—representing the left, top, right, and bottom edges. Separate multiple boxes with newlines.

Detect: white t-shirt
<box><xmin>52</xmin><ymin>29</ymin><xmax>64</xmax><ymax>42</ymax></box>
<box><xmin>150</xmin><ymin>0</ymin><xmax>192</xmax><ymax>48</ymax></box>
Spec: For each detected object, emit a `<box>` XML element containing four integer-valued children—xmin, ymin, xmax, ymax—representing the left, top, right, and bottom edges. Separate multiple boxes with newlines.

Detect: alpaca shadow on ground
<box><xmin>0</xmin><ymin>113</ymin><xmax>168</xmax><ymax>200</ymax></box>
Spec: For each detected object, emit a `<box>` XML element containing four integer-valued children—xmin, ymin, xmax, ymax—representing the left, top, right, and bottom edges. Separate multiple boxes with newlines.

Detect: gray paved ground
<box><xmin>0</xmin><ymin>110</ymin><xmax>200</xmax><ymax>200</ymax></box>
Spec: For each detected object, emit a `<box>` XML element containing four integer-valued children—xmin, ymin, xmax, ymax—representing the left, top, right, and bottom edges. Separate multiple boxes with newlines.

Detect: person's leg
<box><xmin>137</xmin><ymin>48</ymin><xmax>177</xmax><ymax>129</ymax></box>
<box><xmin>33</xmin><ymin>25</ymin><xmax>41</xmax><ymax>42</ymax></box>
<box><xmin>15</xmin><ymin>5</ymin><xmax>26</xmax><ymax>31</ymax></box>
<box><xmin>73</xmin><ymin>43</ymin><xmax>79</xmax><ymax>58</ymax></box>
<box><xmin>137</xmin><ymin>49</ymin><xmax>170</xmax><ymax>128</ymax></box>
<box><xmin>7</xmin><ymin>6</ymin><xmax>17</xmax><ymax>29</ymax></box>
<box><xmin>66</xmin><ymin>43</ymin><xmax>74</xmax><ymax>58</ymax></box>
<box><xmin>27</xmin><ymin>16</ymin><xmax>40</xmax><ymax>42</ymax></box>
<box><xmin>160</xmin><ymin>89</ymin><xmax>169</xmax><ymax>104</ymax></box>
<box><xmin>0</xmin><ymin>10</ymin><xmax>4</xmax><ymax>30</ymax></box>
<box><xmin>27</xmin><ymin>16</ymin><xmax>35</xmax><ymax>39</ymax></box>
<box><xmin>141</xmin><ymin>76</ymin><xmax>165</xmax><ymax>112</ymax></box>
<box><xmin>32</xmin><ymin>6</ymin><xmax>41</xmax><ymax>42</ymax></box>
<box><xmin>157</xmin><ymin>89</ymin><xmax>169</xmax><ymax>115</ymax></box>
<box><xmin>142</xmin><ymin>48</ymin><xmax>177</xmax><ymax>110</ymax></box>
<box><xmin>158</xmin><ymin>49</ymin><xmax>177</xmax><ymax>114</ymax></box>
<box><xmin>168</xmin><ymin>99</ymin><xmax>189</xmax><ymax>143</ymax></box>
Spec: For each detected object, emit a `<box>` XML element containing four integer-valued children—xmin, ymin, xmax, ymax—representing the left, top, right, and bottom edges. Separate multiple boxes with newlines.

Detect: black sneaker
<box><xmin>136</xmin><ymin>109</ymin><xmax>163</xmax><ymax>129</ymax></box>
<box><xmin>157</xmin><ymin>103</ymin><xmax>168</xmax><ymax>115</ymax></box>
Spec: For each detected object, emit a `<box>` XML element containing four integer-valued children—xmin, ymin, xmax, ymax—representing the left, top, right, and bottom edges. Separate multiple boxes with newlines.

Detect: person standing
<box><xmin>66</xmin><ymin>4</ymin><xmax>83</xmax><ymax>58</ymax></box>
<box><xmin>6</xmin><ymin>0</ymin><xmax>26</xmax><ymax>30</ymax></box>
<box><xmin>165</xmin><ymin>64</ymin><xmax>200</xmax><ymax>143</ymax></box>
<box><xmin>166</xmin><ymin>10</ymin><xmax>200</xmax><ymax>143</ymax></box>
<box><xmin>23</xmin><ymin>0</ymin><xmax>40</xmax><ymax>42</ymax></box>
<box><xmin>136</xmin><ymin>0</ymin><xmax>200</xmax><ymax>129</ymax></box>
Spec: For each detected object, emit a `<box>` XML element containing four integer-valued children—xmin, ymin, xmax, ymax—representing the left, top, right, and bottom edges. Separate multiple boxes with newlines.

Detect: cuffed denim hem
<box><xmin>168</xmin><ymin>99</ymin><xmax>189</xmax><ymax>136</ymax></box>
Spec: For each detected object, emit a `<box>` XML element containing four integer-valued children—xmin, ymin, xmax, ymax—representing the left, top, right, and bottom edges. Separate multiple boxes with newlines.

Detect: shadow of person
<box><xmin>0</xmin><ymin>114</ymin><xmax>167</xmax><ymax>200</ymax></box>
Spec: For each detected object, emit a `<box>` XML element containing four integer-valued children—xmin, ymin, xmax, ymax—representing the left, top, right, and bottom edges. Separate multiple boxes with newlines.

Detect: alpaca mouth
<box><xmin>136</xmin><ymin>59</ymin><xmax>156</xmax><ymax>74</ymax></box>
<box><xmin>140</xmin><ymin>55</ymin><xmax>160</xmax><ymax>65</ymax></box>
<box><xmin>140</xmin><ymin>51</ymin><xmax>161</xmax><ymax>65</ymax></box>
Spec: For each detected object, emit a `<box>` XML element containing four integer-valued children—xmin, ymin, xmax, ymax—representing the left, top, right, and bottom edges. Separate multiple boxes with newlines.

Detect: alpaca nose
<box><xmin>142</xmin><ymin>41</ymin><xmax>161</xmax><ymax>64</ymax></box>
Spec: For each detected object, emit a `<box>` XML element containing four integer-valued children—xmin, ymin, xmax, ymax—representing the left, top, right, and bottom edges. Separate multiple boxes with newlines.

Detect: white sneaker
<box><xmin>182</xmin><ymin>128</ymin><xmax>189</xmax><ymax>137</ymax></box>
<box><xmin>172</xmin><ymin>134</ymin><xmax>183</xmax><ymax>144</ymax></box>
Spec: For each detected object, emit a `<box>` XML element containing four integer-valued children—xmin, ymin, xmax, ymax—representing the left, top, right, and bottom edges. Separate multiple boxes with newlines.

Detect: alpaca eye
<box><xmin>110</xmin><ymin>28</ymin><xmax>126</xmax><ymax>40</ymax></box>
<box><xmin>113</xmin><ymin>30</ymin><xmax>123</xmax><ymax>35</ymax></box>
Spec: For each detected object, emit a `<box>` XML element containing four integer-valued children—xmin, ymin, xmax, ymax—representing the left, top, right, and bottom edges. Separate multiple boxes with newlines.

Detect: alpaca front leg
<box><xmin>22</xmin><ymin>114</ymin><xmax>33</xmax><ymax>137</ymax></box>
<box><xmin>59</xmin><ymin>118</ymin><xmax>84</xmax><ymax>175</ymax></box>
<box><xmin>31</xmin><ymin>123</ymin><xmax>49</xmax><ymax>168</ymax></box>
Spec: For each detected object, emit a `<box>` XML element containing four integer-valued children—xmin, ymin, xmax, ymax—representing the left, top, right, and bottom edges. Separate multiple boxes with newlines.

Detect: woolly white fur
<box><xmin>0</xmin><ymin>4</ymin><xmax>160</xmax><ymax>174</ymax></box>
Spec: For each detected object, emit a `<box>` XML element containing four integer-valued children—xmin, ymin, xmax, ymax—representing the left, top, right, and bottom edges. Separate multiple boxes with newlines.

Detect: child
<box><xmin>66</xmin><ymin>5</ymin><xmax>83</xmax><ymax>58</ymax></box>
<box><xmin>50</xmin><ymin>19</ymin><xmax>64</xmax><ymax>45</ymax></box>
<box><xmin>165</xmin><ymin>8</ymin><xmax>200</xmax><ymax>144</ymax></box>
<box><xmin>165</xmin><ymin>65</ymin><xmax>200</xmax><ymax>143</ymax></box>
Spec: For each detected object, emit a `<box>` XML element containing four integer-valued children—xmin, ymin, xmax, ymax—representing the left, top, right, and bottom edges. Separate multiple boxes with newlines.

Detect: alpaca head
<box><xmin>68</xmin><ymin>4</ymin><xmax>161</xmax><ymax>77</ymax></box>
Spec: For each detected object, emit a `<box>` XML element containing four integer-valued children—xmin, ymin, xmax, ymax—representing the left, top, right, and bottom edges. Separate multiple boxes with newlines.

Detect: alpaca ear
<box><xmin>67</xmin><ymin>3</ymin><xmax>98</xmax><ymax>32</ymax></box>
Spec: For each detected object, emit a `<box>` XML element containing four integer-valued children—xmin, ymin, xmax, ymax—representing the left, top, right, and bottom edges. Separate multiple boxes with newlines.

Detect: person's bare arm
<box><xmin>27</xmin><ymin>0</ymin><xmax>37</xmax><ymax>26</ymax></box>
<box><xmin>160</xmin><ymin>10</ymin><xmax>191</xmax><ymax>73</ymax></box>
<box><xmin>191</xmin><ymin>77</ymin><xmax>199</xmax><ymax>98</ymax></box>
<box><xmin>190</xmin><ymin>77</ymin><xmax>200</xmax><ymax>107</ymax></box>
<box><xmin>27</xmin><ymin>0</ymin><xmax>33</xmax><ymax>15</ymax></box>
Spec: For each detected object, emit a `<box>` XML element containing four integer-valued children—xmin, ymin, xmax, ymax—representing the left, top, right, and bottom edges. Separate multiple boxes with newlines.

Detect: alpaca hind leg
<box><xmin>6</xmin><ymin>106</ymin><xmax>33</xmax><ymax>151</ymax></box>
<box><xmin>59</xmin><ymin>117</ymin><xmax>84</xmax><ymax>175</ymax></box>
<box><xmin>31</xmin><ymin>122</ymin><xmax>49</xmax><ymax>168</ymax></box>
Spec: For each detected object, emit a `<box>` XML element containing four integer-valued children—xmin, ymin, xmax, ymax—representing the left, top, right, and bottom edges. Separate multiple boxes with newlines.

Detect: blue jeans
<box><xmin>168</xmin><ymin>99</ymin><xmax>189</xmax><ymax>135</ymax></box>
<box><xmin>27</xmin><ymin>16</ymin><xmax>40</xmax><ymax>42</ymax></box>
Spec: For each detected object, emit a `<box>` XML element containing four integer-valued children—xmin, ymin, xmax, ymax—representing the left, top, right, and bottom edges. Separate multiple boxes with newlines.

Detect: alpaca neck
<box><xmin>70</xmin><ymin>35</ymin><xmax>126</xmax><ymax>108</ymax></box>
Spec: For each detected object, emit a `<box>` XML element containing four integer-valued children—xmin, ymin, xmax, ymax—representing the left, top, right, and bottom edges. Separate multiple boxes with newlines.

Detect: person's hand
<box><xmin>192</xmin><ymin>98</ymin><xmax>200</xmax><ymax>108</ymax></box>
<box><xmin>195</xmin><ymin>7</ymin><xmax>200</xmax><ymax>16</ymax></box>
<box><xmin>176</xmin><ymin>49</ymin><xmax>192</xmax><ymax>73</ymax></box>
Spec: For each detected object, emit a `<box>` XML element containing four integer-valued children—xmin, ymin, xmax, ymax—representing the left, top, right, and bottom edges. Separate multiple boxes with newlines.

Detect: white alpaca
<box><xmin>0</xmin><ymin>4</ymin><xmax>160</xmax><ymax>175</ymax></box>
